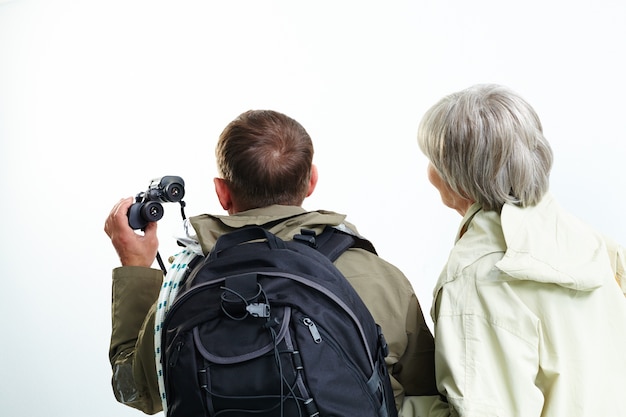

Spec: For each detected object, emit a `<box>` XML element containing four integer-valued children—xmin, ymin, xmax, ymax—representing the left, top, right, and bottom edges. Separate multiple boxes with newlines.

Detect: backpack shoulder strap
<box><xmin>293</xmin><ymin>226</ymin><xmax>377</xmax><ymax>262</ymax></box>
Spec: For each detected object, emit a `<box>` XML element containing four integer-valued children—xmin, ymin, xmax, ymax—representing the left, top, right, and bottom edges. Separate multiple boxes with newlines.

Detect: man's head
<box><xmin>214</xmin><ymin>110</ymin><xmax>318</xmax><ymax>214</ymax></box>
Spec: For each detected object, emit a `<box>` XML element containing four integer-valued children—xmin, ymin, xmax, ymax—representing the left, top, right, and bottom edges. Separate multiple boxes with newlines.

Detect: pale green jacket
<box><xmin>110</xmin><ymin>206</ymin><xmax>437</xmax><ymax>414</ymax></box>
<box><xmin>403</xmin><ymin>193</ymin><xmax>626</xmax><ymax>417</ymax></box>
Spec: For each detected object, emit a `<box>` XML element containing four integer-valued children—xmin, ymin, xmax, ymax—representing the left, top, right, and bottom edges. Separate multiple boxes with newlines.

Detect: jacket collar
<box><xmin>188</xmin><ymin>205</ymin><xmax>348</xmax><ymax>255</ymax></box>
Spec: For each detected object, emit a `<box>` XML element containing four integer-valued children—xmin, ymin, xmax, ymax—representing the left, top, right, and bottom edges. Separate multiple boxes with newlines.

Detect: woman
<box><xmin>405</xmin><ymin>84</ymin><xmax>626</xmax><ymax>417</ymax></box>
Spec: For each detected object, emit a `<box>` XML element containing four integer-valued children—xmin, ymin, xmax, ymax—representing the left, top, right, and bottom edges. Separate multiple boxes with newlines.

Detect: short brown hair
<box><xmin>215</xmin><ymin>110</ymin><xmax>314</xmax><ymax>211</ymax></box>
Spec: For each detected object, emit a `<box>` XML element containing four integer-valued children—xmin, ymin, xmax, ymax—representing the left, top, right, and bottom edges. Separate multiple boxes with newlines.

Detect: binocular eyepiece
<box><xmin>127</xmin><ymin>176</ymin><xmax>185</xmax><ymax>230</ymax></box>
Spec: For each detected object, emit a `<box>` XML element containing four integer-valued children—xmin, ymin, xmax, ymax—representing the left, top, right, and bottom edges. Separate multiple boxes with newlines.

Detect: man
<box><xmin>105</xmin><ymin>109</ymin><xmax>438</xmax><ymax>414</ymax></box>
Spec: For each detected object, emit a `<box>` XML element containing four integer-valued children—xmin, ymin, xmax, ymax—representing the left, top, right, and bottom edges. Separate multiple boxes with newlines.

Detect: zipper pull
<box><xmin>169</xmin><ymin>340</ymin><xmax>184</xmax><ymax>367</ymax></box>
<box><xmin>303</xmin><ymin>317</ymin><xmax>322</xmax><ymax>343</ymax></box>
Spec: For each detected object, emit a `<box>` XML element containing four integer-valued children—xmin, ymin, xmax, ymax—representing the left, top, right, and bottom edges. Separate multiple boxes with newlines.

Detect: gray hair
<box><xmin>417</xmin><ymin>84</ymin><xmax>553</xmax><ymax>211</ymax></box>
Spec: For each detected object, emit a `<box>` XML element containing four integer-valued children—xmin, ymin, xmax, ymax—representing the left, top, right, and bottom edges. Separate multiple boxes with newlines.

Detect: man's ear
<box><xmin>306</xmin><ymin>164</ymin><xmax>318</xmax><ymax>197</ymax></box>
<box><xmin>213</xmin><ymin>177</ymin><xmax>233</xmax><ymax>212</ymax></box>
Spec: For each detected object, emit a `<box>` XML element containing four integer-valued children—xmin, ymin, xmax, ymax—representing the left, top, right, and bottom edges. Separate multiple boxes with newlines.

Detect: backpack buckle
<box><xmin>221</xmin><ymin>274</ymin><xmax>269</xmax><ymax>320</ymax></box>
<box><xmin>293</xmin><ymin>228</ymin><xmax>318</xmax><ymax>248</ymax></box>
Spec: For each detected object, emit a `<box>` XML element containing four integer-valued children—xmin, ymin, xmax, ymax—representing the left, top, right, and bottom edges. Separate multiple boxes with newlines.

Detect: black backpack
<box><xmin>161</xmin><ymin>225</ymin><xmax>398</xmax><ymax>417</ymax></box>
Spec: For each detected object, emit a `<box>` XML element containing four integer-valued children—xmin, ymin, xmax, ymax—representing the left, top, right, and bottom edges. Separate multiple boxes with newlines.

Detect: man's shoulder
<box><xmin>189</xmin><ymin>207</ymin><xmax>349</xmax><ymax>250</ymax></box>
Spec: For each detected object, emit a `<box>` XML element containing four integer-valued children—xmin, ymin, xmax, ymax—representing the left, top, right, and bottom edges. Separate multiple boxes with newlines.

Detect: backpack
<box><xmin>160</xmin><ymin>225</ymin><xmax>398</xmax><ymax>417</ymax></box>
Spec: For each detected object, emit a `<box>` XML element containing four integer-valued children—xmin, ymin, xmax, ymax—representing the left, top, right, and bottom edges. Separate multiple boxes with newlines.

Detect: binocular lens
<box><xmin>165</xmin><ymin>183</ymin><xmax>184</xmax><ymax>202</ymax></box>
<box><xmin>142</xmin><ymin>201</ymin><xmax>164</xmax><ymax>221</ymax></box>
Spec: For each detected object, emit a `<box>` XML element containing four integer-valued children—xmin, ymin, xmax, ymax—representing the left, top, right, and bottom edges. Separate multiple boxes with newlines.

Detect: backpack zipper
<box><xmin>301</xmin><ymin>317</ymin><xmax>380</xmax><ymax>412</ymax></box>
<box><xmin>302</xmin><ymin>317</ymin><xmax>322</xmax><ymax>343</ymax></box>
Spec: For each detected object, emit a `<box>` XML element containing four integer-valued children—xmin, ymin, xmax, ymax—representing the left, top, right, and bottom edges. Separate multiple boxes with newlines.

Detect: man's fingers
<box><xmin>105</xmin><ymin>197</ymin><xmax>134</xmax><ymax>236</ymax></box>
<box><xmin>113</xmin><ymin>197</ymin><xmax>134</xmax><ymax>219</ymax></box>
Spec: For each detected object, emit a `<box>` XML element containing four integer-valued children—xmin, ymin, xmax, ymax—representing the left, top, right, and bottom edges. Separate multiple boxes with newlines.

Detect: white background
<box><xmin>1</xmin><ymin>1</ymin><xmax>625</xmax><ymax>416</ymax></box>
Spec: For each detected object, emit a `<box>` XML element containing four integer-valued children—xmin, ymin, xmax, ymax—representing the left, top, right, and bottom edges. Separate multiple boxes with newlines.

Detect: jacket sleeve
<box><xmin>432</xmin><ymin>283</ymin><xmax>544</xmax><ymax>417</ymax></box>
<box><xmin>334</xmin><ymin>248</ymin><xmax>439</xmax><ymax>411</ymax></box>
<box><xmin>109</xmin><ymin>266</ymin><xmax>164</xmax><ymax>415</ymax></box>
<box><xmin>394</xmin><ymin>294</ymin><xmax>438</xmax><ymax>397</ymax></box>
<box><xmin>603</xmin><ymin>235</ymin><xmax>626</xmax><ymax>296</ymax></box>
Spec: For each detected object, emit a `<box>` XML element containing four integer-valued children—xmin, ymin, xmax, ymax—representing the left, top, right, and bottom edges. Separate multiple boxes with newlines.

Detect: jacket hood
<box><xmin>188</xmin><ymin>205</ymin><xmax>349</xmax><ymax>255</ymax></box>
<box><xmin>495</xmin><ymin>193</ymin><xmax>612</xmax><ymax>292</ymax></box>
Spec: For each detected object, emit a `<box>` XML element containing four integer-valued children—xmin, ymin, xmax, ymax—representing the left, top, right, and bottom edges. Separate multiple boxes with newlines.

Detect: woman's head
<box><xmin>418</xmin><ymin>84</ymin><xmax>553</xmax><ymax>211</ymax></box>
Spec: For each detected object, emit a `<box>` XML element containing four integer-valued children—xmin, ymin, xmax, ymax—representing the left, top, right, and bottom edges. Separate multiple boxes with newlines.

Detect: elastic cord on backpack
<box><xmin>267</xmin><ymin>321</ymin><xmax>307</xmax><ymax>417</ymax></box>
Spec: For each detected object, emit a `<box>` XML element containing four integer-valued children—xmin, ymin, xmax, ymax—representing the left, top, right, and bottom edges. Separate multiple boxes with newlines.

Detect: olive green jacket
<box><xmin>110</xmin><ymin>205</ymin><xmax>437</xmax><ymax>414</ymax></box>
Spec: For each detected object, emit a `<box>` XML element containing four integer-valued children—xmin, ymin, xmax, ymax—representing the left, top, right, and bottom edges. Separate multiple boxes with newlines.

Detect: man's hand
<box><xmin>104</xmin><ymin>197</ymin><xmax>159</xmax><ymax>267</ymax></box>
